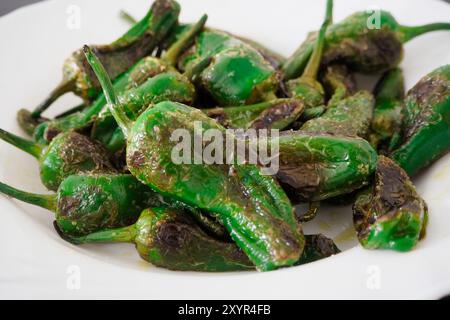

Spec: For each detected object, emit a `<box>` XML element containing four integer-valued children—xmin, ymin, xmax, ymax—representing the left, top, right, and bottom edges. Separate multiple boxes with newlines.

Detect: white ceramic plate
<box><xmin>0</xmin><ymin>0</ymin><xmax>449</xmax><ymax>299</ymax></box>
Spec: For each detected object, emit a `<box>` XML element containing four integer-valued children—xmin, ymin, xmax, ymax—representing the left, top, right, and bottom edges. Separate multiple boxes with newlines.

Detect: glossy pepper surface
<box><xmin>30</xmin><ymin>0</ymin><xmax>180</xmax><ymax>118</ymax></box>
<box><xmin>391</xmin><ymin>65</ymin><xmax>450</xmax><ymax>176</ymax></box>
<box><xmin>0</xmin><ymin>129</ymin><xmax>116</xmax><ymax>191</ymax></box>
<box><xmin>272</xmin><ymin>132</ymin><xmax>378</xmax><ymax>202</ymax></box>
<box><xmin>282</xmin><ymin>10</ymin><xmax>450</xmax><ymax>80</ymax></box>
<box><xmin>353</xmin><ymin>156</ymin><xmax>428</xmax><ymax>251</ymax></box>
<box><xmin>0</xmin><ymin>174</ymin><xmax>166</xmax><ymax>236</ymax></box>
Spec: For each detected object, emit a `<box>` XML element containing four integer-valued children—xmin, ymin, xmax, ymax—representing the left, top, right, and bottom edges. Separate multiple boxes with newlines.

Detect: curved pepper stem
<box><xmin>0</xmin><ymin>128</ymin><xmax>43</xmax><ymax>158</ymax></box>
<box><xmin>301</xmin><ymin>0</ymin><xmax>333</xmax><ymax>81</ymax></box>
<box><xmin>119</xmin><ymin>10</ymin><xmax>137</xmax><ymax>25</ymax></box>
<box><xmin>67</xmin><ymin>224</ymin><xmax>137</xmax><ymax>245</ymax></box>
<box><xmin>0</xmin><ymin>181</ymin><xmax>56</xmax><ymax>211</ymax></box>
<box><xmin>83</xmin><ymin>45</ymin><xmax>132</xmax><ymax>138</ymax></box>
<box><xmin>400</xmin><ymin>22</ymin><xmax>450</xmax><ymax>43</ymax></box>
<box><xmin>30</xmin><ymin>79</ymin><xmax>75</xmax><ymax>118</ymax></box>
<box><xmin>162</xmin><ymin>14</ymin><xmax>208</xmax><ymax>65</ymax></box>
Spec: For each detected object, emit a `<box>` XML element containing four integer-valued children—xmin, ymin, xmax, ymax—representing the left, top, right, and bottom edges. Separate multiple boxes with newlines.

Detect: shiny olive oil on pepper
<box><xmin>353</xmin><ymin>156</ymin><xmax>428</xmax><ymax>252</ymax></box>
<box><xmin>29</xmin><ymin>0</ymin><xmax>180</xmax><ymax>118</ymax></box>
<box><xmin>0</xmin><ymin>174</ymin><xmax>167</xmax><ymax>236</ymax></box>
<box><xmin>391</xmin><ymin>65</ymin><xmax>450</xmax><ymax>176</ymax></box>
<box><xmin>0</xmin><ymin>129</ymin><xmax>116</xmax><ymax>191</ymax></box>
<box><xmin>282</xmin><ymin>10</ymin><xmax>450</xmax><ymax>80</ymax></box>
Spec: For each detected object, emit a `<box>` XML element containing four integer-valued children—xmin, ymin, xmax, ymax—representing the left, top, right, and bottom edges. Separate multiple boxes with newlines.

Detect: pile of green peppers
<box><xmin>1</xmin><ymin>0</ymin><xmax>449</xmax><ymax>272</ymax></box>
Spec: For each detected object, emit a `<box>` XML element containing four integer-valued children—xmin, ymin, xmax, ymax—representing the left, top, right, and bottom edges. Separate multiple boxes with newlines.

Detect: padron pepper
<box><xmin>61</xmin><ymin>205</ymin><xmax>340</xmax><ymax>271</ymax></box>
<box><xmin>0</xmin><ymin>129</ymin><xmax>116</xmax><ymax>191</ymax></box>
<box><xmin>58</xmin><ymin>207</ymin><xmax>254</xmax><ymax>272</ymax></box>
<box><xmin>353</xmin><ymin>156</ymin><xmax>428</xmax><ymax>252</ymax></box>
<box><xmin>30</xmin><ymin>0</ymin><xmax>180</xmax><ymax>118</ymax></box>
<box><xmin>369</xmin><ymin>68</ymin><xmax>405</xmax><ymax>150</ymax></box>
<box><xmin>271</xmin><ymin>132</ymin><xmax>378</xmax><ymax>202</ymax></box>
<box><xmin>390</xmin><ymin>64</ymin><xmax>450</xmax><ymax>176</ymax></box>
<box><xmin>85</xmin><ymin>45</ymin><xmax>304</xmax><ymax>271</ymax></box>
<box><xmin>177</xmin><ymin>28</ymin><xmax>279</xmax><ymax>106</ymax></box>
<box><xmin>0</xmin><ymin>174</ymin><xmax>167</xmax><ymax>236</ymax></box>
<box><xmin>282</xmin><ymin>10</ymin><xmax>450</xmax><ymax>80</ymax></box>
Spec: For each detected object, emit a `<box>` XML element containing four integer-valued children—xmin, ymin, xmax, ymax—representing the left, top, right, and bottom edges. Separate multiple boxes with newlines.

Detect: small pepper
<box><xmin>369</xmin><ymin>68</ymin><xmax>405</xmax><ymax>150</ymax></box>
<box><xmin>353</xmin><ymin>156</ymin><xmax>428</xmax><ymax>252</ymax></box>
<box><xmin>282</xmin><ymin>10</ymin><xmax>450</xmax><ymax>80</ymax></box>
<box><xmin>272</xmin><ymin>132</ymin><xmax>378</xmax><ymax>202</ymax></box>
<box><xmin>59</xmin><ymin>207</ymin><xmax>254</xmax><ymax>272</ymax></box>
<box><xmin>300</xmin><ymin>90</ymin><xmax>375</xmax><ymax>139</ymax></box>
<box><xmin>0</xmin><ymin>129</ymin><xmax>116</xmax><ymax>191</ymax></box>
<box><xmin>0</xmin><ymin>174</ymin><xmax>167</xmax><ymax>236</ymax></box>
<box><xmin>30</xmin><ymin>0</ymin><xmax>180</xmax><ymax>118</ymax></box>
<box><xmin>390</xmin><ymin>65</ymin><xmax>450</xmax><ymax>176</ymax></box>
<box><xmin>177</xmin><ymin>29</ymin><xmax>279</xmax><ymax>106</ymax></box>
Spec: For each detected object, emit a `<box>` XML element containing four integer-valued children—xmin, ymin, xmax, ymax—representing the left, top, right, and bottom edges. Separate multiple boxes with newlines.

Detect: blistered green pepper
<box><xmin>30</xmin><ymin>0</ymin><xmax>180</xmax><ymax>118</ymax></box>
<box><xmin>283</xmin><ymin>10</ymin><xmax>450</xmax><ymax>80</ymax></box>
<box><xmin>369</xmin><ymin>68</ymin><xmax>405</xmax><ymax>149</ymax></box>
<box><xmin>296</xmin><ymin>234</ymin><xmax>340</xmax><ymax>265</ymax></box>
<box><xmin>0</xmin><ymin>129</ymin><xmax>115</xmax><ymax>191</ymax></box>
<box><xmin>60</xmin><ymin>207</ymin><xmax>254</xmax><ymax>272</ymax></box>
<box><xmin>177</xmin><ymin>29</ymin><xmax>279</xmax><ymax>106</ymax></box>
<box><xmin>353</xmin><ymin>156</ymin><xmax>428</xmax><ymax>252</ymax></box>
<box><xmin>391</xmin><ymin>65</ymin><xmax>450</xmax><ymax>176</ymax></box>
<box><xmin>300</xmin><ymin>90</ymin><xmax>375</xmax><ymax>139</ymax></box>
<box><xmin>272</xmin><ymin>132</ymin><xmax>378</xmax><ymax>202</ymax></box>
<box><xmin>0</xmin><ymin>174</ymin><xmax>167</xmax><ymax>236</ymax></box>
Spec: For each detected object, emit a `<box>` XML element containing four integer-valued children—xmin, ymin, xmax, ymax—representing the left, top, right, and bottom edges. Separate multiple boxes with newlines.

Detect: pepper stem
<box><xmin>0</xmin><ymin>181</ymin><xmax>57</xmax><ymax>212</ymax></box>
<box><xmin>162</xmin><ymin>14</ymin><xmax>208</xmax><ymax>66</ymax></box>
<box><xmin>31</xmin><ymin>79</ymin><xmax>75</xmax><ymax>118</ymax></box>
<box><xmin>0</xmin><ymin>128</ymin><xmax>43</xmax><ymax>158</ymax></box>
<box><xmin>400</xmin><ymin>22</ymin><xmax>450</xmax><ymax>43</ymax></box>
<box><xmin>55</xmin><ymin>103</ymin><xmax>85</xmax><ymax>119</ymax></box>
<box><xmin>119</xmin><ymin>10</ymin><xmax>137</xmax><ymax>25</ymax></box>
<box><xmin>300</xmin><ymin>0</ymin><xmax>333</xmax><ymax>81</ymax></box>
<box><xmin>83</xmin><ymin>45</ymin><xmax>132</xmax><ymax>138</ymax></box>
<box><xmin>184</xmin><ymin>56</ymin><xmax>212</xmax><ymax>81</ymax></box>
<box><xmin>70</xmin><ymin>224</ymin><xmax>137</xmax><ymax>244</ymax></box>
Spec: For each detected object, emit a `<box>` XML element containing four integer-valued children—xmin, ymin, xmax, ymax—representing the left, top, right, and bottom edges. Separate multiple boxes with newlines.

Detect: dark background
<box><xmin>1</xmin><ymin>0</ymin><xmax>449</xmax><ymax>300</ymax></box>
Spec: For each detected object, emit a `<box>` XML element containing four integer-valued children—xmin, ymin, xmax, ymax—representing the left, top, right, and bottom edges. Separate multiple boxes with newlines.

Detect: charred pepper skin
<box><xmin>61</xmin><ymin>207</ymin><xmax>254</xmax><ymax>272</ymax></box>
<box><xmin>353</xmin><ymin>156</ymin><xmax>428</xmax><ymax>252</ymax></box>
<box><xmin>30</xmin><ymin>0</ymin><xmax>180</xmax><ymax>118</ymax></box>
<box><xmin>370</xmin><ymin>68</ymin><xmax>405</xmax><ymax>149</ymax></box>
<box><xmin>178</xmin><ymin>29</ymin><xmax>279</xmax><ymax>106</ymax></box>
<box><xmin>272</xmin><ymin>132</ymin><xmax>378</xmax><ymax>202</ymax></box>
<box><xmin>204</xmin><ymin>98</ymin><xmax>304</xmax><ymax>130</ymax></box>
<box><xmin>391</xmin><ymin>65</ymin><xmax>450</xmax><ymax>176</ymax></box>
<box><xmin>0</xmin><ymin>129</ymin><xmax>116</xmax><ymax>191</ymax></box>
<box><xmin>300</xmin><ymin>90</ymin><xmax>375</xmax><ymax>139</ymax></box>
<box><xmin>295</xmin><ymin>234</ymin><xmax>340</xmax><ymax>265</ymax></box>
<box><xmin>282</xmin><ymin>11</ymin><xmax>450</xmax><ymax>80</ymax></box>
<box><xmin>0</xmin><ymin>174</ymin><xmax>167</xmax><ymax>236</ymax></box>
